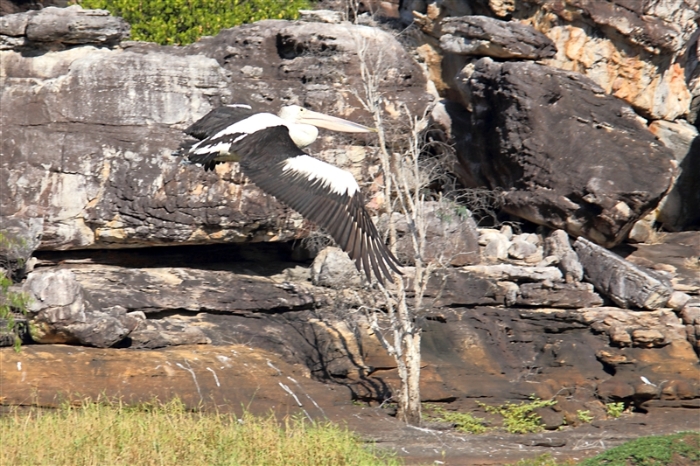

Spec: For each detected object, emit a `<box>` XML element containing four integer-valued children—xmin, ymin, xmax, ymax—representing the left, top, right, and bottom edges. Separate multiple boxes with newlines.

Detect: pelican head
<box><xmin>278</xmin><ymin>105</ymin><xmax>375</xmax><ymax>148</ymax></box>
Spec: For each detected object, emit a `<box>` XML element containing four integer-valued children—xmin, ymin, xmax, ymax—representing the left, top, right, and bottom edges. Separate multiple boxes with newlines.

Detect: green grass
<box><xmin>510</xmin><ymin>453</ymin><xmax>576</xmax><ymax>466</ymax></box>
<box><xmin>580</xmin><ymin>432</ymin><xmax>700</xmax><ymax>466</ymax></box>
<box><xmin>0</xmin><ymin>398</ymin><xmax>400</xmax><ymax>465</ymax></box>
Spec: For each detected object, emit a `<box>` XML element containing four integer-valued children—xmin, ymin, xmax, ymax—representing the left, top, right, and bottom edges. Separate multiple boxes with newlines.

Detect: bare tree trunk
<box><xmin>395</xmin><ymin>279</ymin><xmax>422</xmax><ymax>424</ymax></box>
<box><xmin>353</xmin><ymin>34</ymin><xmax>435</xmax><ymax>426</ymax></box>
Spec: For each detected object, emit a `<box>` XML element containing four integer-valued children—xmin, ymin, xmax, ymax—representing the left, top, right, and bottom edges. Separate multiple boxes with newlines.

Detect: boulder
<box><xmin>22</xmin><ymin>269</ymin><xmax>140</xmax><ymax>347</ymax></box>
<box><xmin>507</xmin><ymin>238</ymin><xmax>539</xmax><ymax>262</ymax></box>
<box><xmin>457</xmin><ymin>58</ymin><xmax>676</xmax><ymax>247</ymax></box>
<box><xmin>574</xmin><ymin>237</ymin><xmax>673</xmax><ymax>310</ymax></box>
<box><xmin>386</xmin><ymin>201</ymin><xmax>481</xmax><ymax>267</ymax></box>
<box><xmin>311</xmin><ymin>246</ymin><xmax>363</xmax><ymax>288</ymax></box>
<box><xmin>479</xmin><ymin>229</ymin><xmax>510</xmax><ymax>263</ymax></box>
<box><xmin>544</xmin><ymin>229</ymin><xmax>583</xmax><ymax>283</ymax></box>
<box><xmin>439</xmin><ymin>15</ymin><xmax>556</xmax><ymax>60</ymax></box>
<box><xmin>0</xmin><ymin>5</ymin><xmax>129</xmax><ymax>50</ymax></box>
<box><xmin>648</xmin><ymin>120</ymin><xmax>700</xmax><ymax>230</ymax></box>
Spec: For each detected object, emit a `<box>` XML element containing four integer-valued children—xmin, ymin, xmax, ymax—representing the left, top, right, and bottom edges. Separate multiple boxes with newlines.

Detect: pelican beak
<box><xmin>298</xmin><ymin>110</ymin><xmax>376</xmax><ymax>133</ymax></box>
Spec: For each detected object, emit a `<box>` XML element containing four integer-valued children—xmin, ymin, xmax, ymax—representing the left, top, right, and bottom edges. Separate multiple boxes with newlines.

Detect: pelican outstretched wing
<box><xmin>177</xmin><ymin>114</ymin><xmax>402</xmax><ymax>285</ymax></box>
<box><xmin>239</xmin><ymin>128</ymin><xmax>403</xmax><ymax>285</ymax></box>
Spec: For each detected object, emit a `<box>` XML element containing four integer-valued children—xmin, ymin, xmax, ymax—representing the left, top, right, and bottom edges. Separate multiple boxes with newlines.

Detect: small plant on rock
<box><xmin>604</xmin><ymin>401</ymin><xmax>626</xmax><ymax>418</ymax></box>
<box><xmin>576</xmin><ymin>409</ymin><xmax>593</xmax><ymax>423</ymax></box>
<box><xmin>477</xmin><ymin>396</ymin><xmax>556</xmax><ymax>434</ymax></box>
<box><xmin>423</xmin><ymin>404</ymin><xmax>488</xmax><ymax>434</ymax></box>
<box><xmin>0</xmin><ymin>232</ymin><xmax>31</xmax><ymax>351</ymax></box>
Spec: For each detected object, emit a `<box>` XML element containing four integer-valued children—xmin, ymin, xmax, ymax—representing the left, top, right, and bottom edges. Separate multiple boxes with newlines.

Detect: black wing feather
<box><xmin>185</xmin><ymin>105</ymin><xmax>256</xmax><ymax>140</ymax></box>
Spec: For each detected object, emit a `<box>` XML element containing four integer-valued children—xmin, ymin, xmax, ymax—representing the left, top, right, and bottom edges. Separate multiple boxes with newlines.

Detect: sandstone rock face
<box><xmin>529</xmin><ymin>0</ymin><xmax>697</xmax><ymax>121</ymax></box>
<box><xmin>0</xmin><ymin>343</ymin><xmax>340</xmax><ymax>417</ymax></box>
<box><xmin>458</xmin><ymin>58</ymin><xmax>676</xmax><ymax>247</ymax></box>
<box><xmin>1</xmin><ymin>10</ymin><xmax>431</xmax><ymax>252</ymax></box>
<box><xmin>70</xmin><ymin>264</ymin><xmax>317</xmax><ymax>316</ymax></box>
<box><xmin>0</xmin><ymin>216</ymin><xmax>42</xmax><ymax>279</ymax></box>
<box><xmin>185</xmin><ymin>20</ymin><xmax>429</xmax><ymax>118</ymax></box>
<box><xmin>1</xmin><ymin>45</ymin><xmax>235</xmax><ymax>250</ymax></box>
<box><xmin>406</xmin><ymin>1</ymin><xmax>698</xmax><ymax>119</ymax></box>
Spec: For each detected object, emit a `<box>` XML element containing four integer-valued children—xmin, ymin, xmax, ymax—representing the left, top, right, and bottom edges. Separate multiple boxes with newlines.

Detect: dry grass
<box><xmin>643</xmin><ymin>227</ymin><xmax>669</xmax><ymax>245</ymax></box>
<box><xmin>683</xmin><ymin>256</ymin><xmax>700</xmax><ymax>271</ymax></box>
<box><xmin>0</xmin><ymin>398</ymin><xmax>400</xmax><ymax>466</ymax></box>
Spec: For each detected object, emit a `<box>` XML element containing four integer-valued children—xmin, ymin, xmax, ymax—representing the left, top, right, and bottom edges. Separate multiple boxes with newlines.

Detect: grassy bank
<box><xmin>1</xmin><ymin>398</ymin><xmax>400</xmax><ymax>465</ymax></box>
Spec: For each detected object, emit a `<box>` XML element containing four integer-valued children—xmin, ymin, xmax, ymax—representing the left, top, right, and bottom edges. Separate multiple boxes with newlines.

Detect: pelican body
<box><xmin>175</xmin><ymin>104</ymin><xmax>402</xmax><ymax>285</ymax></box>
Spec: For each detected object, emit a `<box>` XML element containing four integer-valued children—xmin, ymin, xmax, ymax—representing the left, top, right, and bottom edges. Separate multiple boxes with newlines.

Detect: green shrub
<box><xmin>477</xmin><ymin>396</ymin><xmax>557</xmax><ymax>434</ymax></box>
<box><xmin>605</xmin><ymin>402</ymin><xmax>626</xmax><ymax>419</ymax></box>
<box><xmin>0</xmin><ymin>232</ymin><xmax>31</xmax><ymax>351</ymax></box>
<box><xmin>581</xmin><ymin>432</ymin><xmax>700</xmax><ymax>466</ymax></box>
<box><xmin>423</xmin><ymin>404</ymin><xmax>488</xmax><ymax>434</ymax></box>
<box><xmin>577</xmin><ymin>409</ymin><xmax>594</xmax><ymax>423</ymax></box>
<box><xmin>74</xmin><ymin>0</ymin><xmax>312</xmax><ymax>45</ymax></box>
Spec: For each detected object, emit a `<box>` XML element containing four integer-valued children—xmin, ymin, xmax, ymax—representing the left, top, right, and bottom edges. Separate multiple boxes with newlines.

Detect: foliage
<box><xmin>0</xmin><ymin>232</ymin><xmax>31</xmax><ymax>352</ymax></box>
<box><xmin>580</xmin><ymin>432</ymin><xmax>700</xmax><ymax>466</ymax></box>
<box><xmin>73</xmin><ymin>0</ymin><xmax>311</xmax><ymax>45</ymax></box>
<box><xmin>0</xmin><ymin>397</ymin><xmax>401</xmax><ymax>465</ymax></box>
<box><xmin>477</xmin><ymin>397</ymin><xmax>557</xmax><ymax>434</ymax></box>
<box><xmin>423</xmin><ymin>404</ymin><xmax>488</xmax><ymax>434</ymax></box>
<box><xmin>605</xmin><ymin>402</ymin><xmax>626</xmax><ymax>419</ymax></box>
<box><xmin>510</xmin><ymin>453</ymin><xmax>577</xmax><ymax>466</ymax></box>
<box><xmin>577</xmin><ymin>409</ymin><xmax>594</xmax><ymax>423</ymax></box>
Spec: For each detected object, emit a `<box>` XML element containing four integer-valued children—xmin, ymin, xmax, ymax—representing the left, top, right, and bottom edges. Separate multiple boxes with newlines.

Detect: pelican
<box><xmin>174</xmin><ymin>103</ymin><xmax>402</xmax><ymax>285</ymax></box>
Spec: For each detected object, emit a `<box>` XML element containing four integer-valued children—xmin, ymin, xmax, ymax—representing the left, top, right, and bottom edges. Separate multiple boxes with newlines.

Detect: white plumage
<box><xmin>282</xmin><ymin>155</ymin><xmax>359</xmax><ymax>196</ymax></box>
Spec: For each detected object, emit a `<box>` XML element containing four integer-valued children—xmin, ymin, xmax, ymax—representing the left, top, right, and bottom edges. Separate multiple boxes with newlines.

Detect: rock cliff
<box><xmin>1</xmin><ymin>2</ymin><xmax>699</xmax><ymax>463</ymax></box>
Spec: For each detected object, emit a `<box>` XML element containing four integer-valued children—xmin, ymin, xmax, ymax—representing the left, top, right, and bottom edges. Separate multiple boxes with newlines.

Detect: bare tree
<box><xmin>351</xmin><ymin>35</ymin><xmax>440</xmax><ymax>425</ymax></box>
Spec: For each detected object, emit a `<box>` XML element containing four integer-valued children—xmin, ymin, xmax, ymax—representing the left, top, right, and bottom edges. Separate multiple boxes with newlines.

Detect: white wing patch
<box><xmin>283</xmin><ymin>155</ymin><xmax>359</xmax><ymax>196</ymax></box>
<box><xmin>189</xmin><ymin>112</ymin><xmax>288</xmax><ymax>156</ymax></box>
<box><xmin>214</xmin><ymin>113</ymin><xmax>287</xmax><ymax>139</ymax></box>
<box><xmin>192</xmin><ymin>140</ymin><xmax>232</xmax><ymax>155</ymax></box>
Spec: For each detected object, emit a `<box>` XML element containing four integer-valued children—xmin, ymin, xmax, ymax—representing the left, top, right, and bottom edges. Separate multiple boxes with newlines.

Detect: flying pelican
<box><xmin>174</xmin><ymin>103</ymin><xmax>402</xmax><ymax>285</ymax></box>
